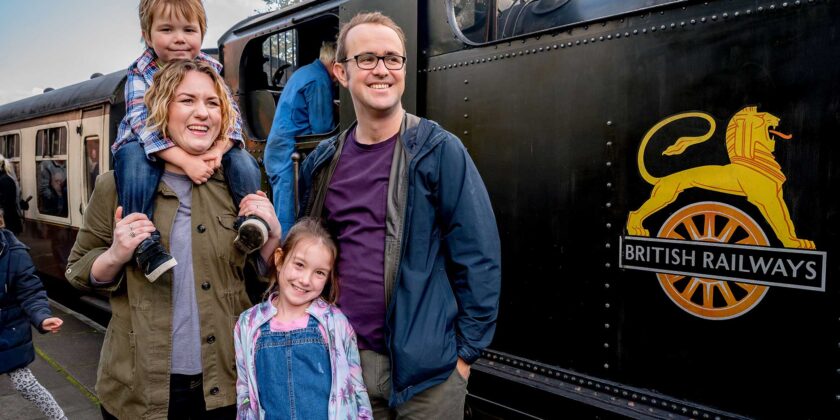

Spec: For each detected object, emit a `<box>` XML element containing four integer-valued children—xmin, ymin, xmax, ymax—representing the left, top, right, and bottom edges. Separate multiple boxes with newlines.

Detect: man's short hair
<box><xmin>336</xmin><ymin>12</ymin><xmax>407</xmax><ymax>62</ymax></box>
<box><xmin>139</xmin><ymin>0</ymin><xmax>207</xmax><ymax>42</ymax></box>
<box><xmin>319</xmin><ymin>42</ymin><xmax>337</xmax><ymax>64</ymax></box>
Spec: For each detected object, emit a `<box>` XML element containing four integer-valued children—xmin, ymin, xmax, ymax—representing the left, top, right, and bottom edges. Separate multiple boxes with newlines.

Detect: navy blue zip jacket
<box><xmin>298</xmin><ymin>113</ymin><xmax>501</xmax><ymax>406</ymax></box>
<box><xmin>0</xmin><ymin>228</ymin><xmax>52</xmax><ymax>374</ymax></box>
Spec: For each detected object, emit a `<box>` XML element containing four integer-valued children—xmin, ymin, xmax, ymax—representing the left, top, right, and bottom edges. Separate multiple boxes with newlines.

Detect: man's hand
<box><xmin>456</xmin><ymin>357</ymin><xmax>471</xmax><ymax>381</ymax></box>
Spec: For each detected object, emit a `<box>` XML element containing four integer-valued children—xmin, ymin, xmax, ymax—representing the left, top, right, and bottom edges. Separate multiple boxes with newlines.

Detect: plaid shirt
<box><xmin>112</xmin><ymin>48</ymin><xmax>245</xmax><ymax>157</ymax></box>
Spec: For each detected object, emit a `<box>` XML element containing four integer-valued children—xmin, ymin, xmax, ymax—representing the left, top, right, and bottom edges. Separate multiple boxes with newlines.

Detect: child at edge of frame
<box><xmin>0</xmin><ymin>209</ymin><xmax>68</xmax><ymax>420</ymax></box>
<box><xmin>112</xmin><ymin>0</ymin><xmax>269</xmax><ymax>282</ymax></box>
<box><xmin>234</xmin><ymin>217</ymin><xmax>373</xmax><ymax>419</ymax></box>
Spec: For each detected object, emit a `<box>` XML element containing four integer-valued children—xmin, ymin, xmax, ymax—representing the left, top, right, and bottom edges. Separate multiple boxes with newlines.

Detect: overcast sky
<box><xmin>0</xmin><ymin>0</ymin><xmax>267</xmax><ymax>106</ymax></box>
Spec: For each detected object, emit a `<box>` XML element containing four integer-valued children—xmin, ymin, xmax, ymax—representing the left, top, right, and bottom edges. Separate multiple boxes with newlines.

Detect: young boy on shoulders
<box><xmin>112</xmin><ymin>0</ymin><xmax>270</xmax><ymax>282</ymax></box>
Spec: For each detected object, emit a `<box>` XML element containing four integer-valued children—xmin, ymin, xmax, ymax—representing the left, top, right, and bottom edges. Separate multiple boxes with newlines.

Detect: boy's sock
<box><xmin>135</xmin><ymin>237</ymin><xmax>177</xmax><ymax>282</ymax></box>
<box><xmin>234</xmin><ymin>216</ymin><xmax>269</xmax><ymax>254</ymax></box>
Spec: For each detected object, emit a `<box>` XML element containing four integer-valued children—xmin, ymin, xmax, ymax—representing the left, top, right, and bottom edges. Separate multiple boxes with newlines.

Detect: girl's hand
<box><xmin>239</xmin><ymin>191</ymin><xmax>282</xmax><ymax>240</ymax></box>
<box><xmin>104</xmin><ymin>207</ymin><xmax>155</xmax><ymax>266</ymax></box>
<box><xmin>41</xmin><ymin>317</ymin><xmax>63</xmax><ymax>333</ymax></box>
<box><xmin>182</xmin><ymin>155</ymin><xmax>215</xmax><ymax>184</ymax></box>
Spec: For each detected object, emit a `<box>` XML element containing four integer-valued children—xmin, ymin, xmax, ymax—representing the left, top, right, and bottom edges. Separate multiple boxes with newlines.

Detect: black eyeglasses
<box><xmin>340</xmin><ymin>53</ymin><xmax>407</xmax><ymax>70</ymax></box>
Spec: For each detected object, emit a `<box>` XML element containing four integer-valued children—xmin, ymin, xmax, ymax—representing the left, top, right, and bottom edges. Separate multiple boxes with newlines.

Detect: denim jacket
<box><xmin>234</xmin><ymin>296</ymin><xmax>372</xmax><ymax>419</ymax></box>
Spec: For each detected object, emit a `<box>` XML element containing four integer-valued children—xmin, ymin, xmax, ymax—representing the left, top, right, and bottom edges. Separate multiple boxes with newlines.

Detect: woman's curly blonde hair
<box><xmin>145</xmin><ymin>59</ymin><xmax>236</xmax><ymax>144</ymax></box>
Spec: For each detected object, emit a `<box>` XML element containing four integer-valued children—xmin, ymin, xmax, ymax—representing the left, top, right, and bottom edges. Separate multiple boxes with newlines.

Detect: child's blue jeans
<box><xmin>114</xmin><ymin>141</ymin><xmax>261</xmax><ymax>222</ymax></box>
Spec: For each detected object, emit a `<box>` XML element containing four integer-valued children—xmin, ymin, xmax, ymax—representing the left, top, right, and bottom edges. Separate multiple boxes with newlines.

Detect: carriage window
<box><xmin>452</xmin><ymin>0</ymin><xmax>684</xmax><ymax>43</ymax></box>
<box><xmin>0</xmin><ymin>134</ymin><xmax>21</xmax><ymax>178</ymax></box>
<box><xmin>84</xmin><ymin>136</ymin><xmax>100</xmax><ymax>200</ymax></box>
<box><xmin>35</xmin><ymin>127</ymin><xmax>68</xmax><ymax>218</ymax></box>
<box><xmin>263</xmin><ymin>30</ymin><xmax>298</xmax><ymax>89</ymax></box>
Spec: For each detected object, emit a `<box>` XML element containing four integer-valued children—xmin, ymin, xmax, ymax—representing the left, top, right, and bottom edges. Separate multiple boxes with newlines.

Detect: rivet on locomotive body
<box><xmin>660</xmin><ymin>24</ymin><xmax>666</xmax><ymax>30</ymax></box>
<box><xmin>576</xmin><ymin>40</ymin><xmax>581</xmax><ymax>45</ymax></box>
<box><xmin>604</xmin><ymin>281</ymin><xmax>610</xmax><ymax>287</ymax></box>
<box><xmin>769</xmin><ymin>4</ymin><xmax>776</xmax><ymax>10</ymax></box>
<box><xmin>583</xmin><ymin>39</ymin><xmax>588</xmax><ymax>44</ymax></box>
<box><xmin>680</xmin><ymin>21</ymin><xmax>686</xmax><ymax>26</ymax></box>
<box><xmin>606</xmin><ymin>162</ymin><xmax>612</xmax><ymax>167</ymax></box>
<box><xmin>538</xmin><ymin>47</ymin><xmax>543</xmax><ymax>52</ymax></box>
<box><xmin>463</xmin><ymin>130</ymin><xmax>469</xmax><ymax>135</ymax></box>
<box><xmin>651</xmin><ymin>26</ymin><xmax>656</xmax><ymax>32</ymax></box>
<box><xmin>464</xmin><ymin>96</ymin><xmax>469</xmax><ymax>101</ymax></box>
<box><xmin>532</xmin><ymin>48</ymin><xmax>537</xmax><ymax>53</ymax></box>
<box><xmin>568</xmin><ymin>42</ymin><xmax>573</xmax><ymax>47</ymax></box>
<box><xmin>746</xmin><ymin>9</ymin><xmax>752</xmax><ymax>14</ymax></box>
<box><xmin>599</xmin><ymin>36</ymin><xmax>605</xmax><ymax>41</ymax></box>
<box><xmin>734</xmin><ymin>11</ymin><xmax>740</xmax><ymax>16</ymax></box>
<box><xmin>758</xmin><ymin>6</ymin><xmax>764</xmax><ymax>12</ymax></box>
<box><xmin>712</xmin><ymin>15</ymin><xmax>718</xmax><ymax>20</ymax></box>
<box><xmin>590</xmin><ymin>37</ymin><xmax>596</xmax><ymax>42</ymax></box>
<box><xmin>606</xmin><ymin>222</ymin><xmax>612</xmax><ymax>228</ymax></box>
<box><xmin>552</xmin><ymin>44</ymin><xmax>558</xmax><ymax>49</ymax></box>
<box><xmin>605</xmin><ymin>303</ymin><xmax>611</xmax><ymax>309</ymax></box>
<box><xmin>605</xmin><ymin>262</ymin><xmax>611</xmax><ymax>269</ymax></box>
<box><xmin>691</xmin><ymin>19</ymin><xmax>697</xmax><ymax>24</ymax></box>
<box><xmin>670</xmin><ymin>23</ymin><xmax>676</xmax><ymax>28</ymax></box>
<box><xmin>723</xmin><ymin>12</ymin><xmax>729</xmax><ymax>18</ymax></box>
<box><xmin>464</xmin><ymin>79</ymin><xmax>469</xmax><ymax>84</ymax></box>
<box><xmin>605</xmin><ymin>202</ymin><xmax>612</xmax><ymax>208</ymax></box>
<box><xmin>604</xmin><ymin>363</ymin><xmax>610</xmax><ymax>369</ymax></box>
<box><xmin>463</xmin><ymin>114</ymin><xmax>468</xmax><ymax>119</ymax></box>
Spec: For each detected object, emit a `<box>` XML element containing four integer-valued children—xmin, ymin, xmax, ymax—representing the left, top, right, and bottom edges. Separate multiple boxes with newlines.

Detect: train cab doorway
<box><xmin>238</xmin><ymin>14</ymin><xmax>339</xmax><ymax>142</ymax></box>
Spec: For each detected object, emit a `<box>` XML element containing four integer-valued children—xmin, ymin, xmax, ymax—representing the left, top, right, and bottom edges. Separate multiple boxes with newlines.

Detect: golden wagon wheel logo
<box><xmin>656</xmin><ymin>202</ymin><xmax>770</xmax><ymax>320</ymax></box>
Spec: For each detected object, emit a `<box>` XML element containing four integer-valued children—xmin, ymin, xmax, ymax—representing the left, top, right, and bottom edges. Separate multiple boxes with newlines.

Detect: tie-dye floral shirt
<box><xmin>234</xmin><ymin>295</ymin><xmax>372</xmax><ymax>420</ymax></box>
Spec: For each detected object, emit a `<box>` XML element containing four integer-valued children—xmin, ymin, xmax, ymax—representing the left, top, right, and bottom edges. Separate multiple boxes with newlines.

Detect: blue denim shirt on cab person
<box><xmin>265</xmin><ymin>59</ymin><xmax>334</xmax><ymax>238</ymax></box>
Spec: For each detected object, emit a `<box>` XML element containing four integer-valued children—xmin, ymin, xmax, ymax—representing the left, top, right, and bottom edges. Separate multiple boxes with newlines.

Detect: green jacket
<box><xmin>66</xmin><ymin>171</ymin><xmax>260</xmax><ymax>419</ymax></box>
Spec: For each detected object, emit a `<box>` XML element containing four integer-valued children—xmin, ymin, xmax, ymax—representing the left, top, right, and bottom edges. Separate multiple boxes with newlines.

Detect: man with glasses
<box><xmin>298</xmin><ymin>12</ymin><xmax>501</xmax><ymax>419</ymax></box>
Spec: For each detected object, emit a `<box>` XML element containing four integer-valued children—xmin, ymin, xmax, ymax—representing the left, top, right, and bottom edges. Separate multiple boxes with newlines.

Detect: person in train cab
<box><xmin>265</xmin><ymin>41</ymin><xmax>337</xmax><ymax>239</ymax></box>
<box><xmin>111</xmin><ymin>0</ymin><xmax>270</xmax><ymax>282</ymax></box>
<box><xmin>297</xmin><ymin>12</ymin><xmax>502</xmax><ymax>419</ymax></box>
<box><xmin>0</xmin><ymin>209</ymin><xmax>68</xmax><ymax>420</ymax></box>
<box><xmin>65</xmin><ymin>60</ymin><xmax>282</xmax><ymax>420</ymax></box>
<box><xmin>0</xmin><ymin>155</ymin><xmax>24</xmax><ymax>234</ymax></box>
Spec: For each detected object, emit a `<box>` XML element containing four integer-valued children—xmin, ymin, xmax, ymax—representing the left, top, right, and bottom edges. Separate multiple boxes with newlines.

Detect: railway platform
<box><xmin>0</xmin><ymin>301</ymin><xmax>103</xmax><ymax>420</ymax></box>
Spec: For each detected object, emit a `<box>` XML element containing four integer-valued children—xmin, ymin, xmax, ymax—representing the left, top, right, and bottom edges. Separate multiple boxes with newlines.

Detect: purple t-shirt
<box><xmin>324</xmin><ymin>129</ymin><xmax>397</xmax><ymax>353</ymax></box>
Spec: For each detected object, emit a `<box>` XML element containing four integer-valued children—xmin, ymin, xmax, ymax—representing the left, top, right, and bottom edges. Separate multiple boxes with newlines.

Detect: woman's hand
<box><xmin>240</xmin><ymin>192</ymin><xmax>283</xmax><ymax>265</ymax></box>
<box><xmin>103</xmin><ymin>206</ymin><xmax>155</xmax><ymax>266</ymax></box>
<box><xmin>41</xmin><ymin>317</ymin><xmax>63</xmax><ymax>333</ymax></box>
<box><xmin>239</xmin><ymin>191</ymin><xmax>281</xmax><ymax>240</ymax></box>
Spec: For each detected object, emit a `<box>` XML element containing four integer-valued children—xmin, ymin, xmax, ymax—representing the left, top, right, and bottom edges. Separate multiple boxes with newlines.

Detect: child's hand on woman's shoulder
<box><xmin>41</xmin><ymin>317</ymin><xmax>63</xmax><ymax>333</ymax></box>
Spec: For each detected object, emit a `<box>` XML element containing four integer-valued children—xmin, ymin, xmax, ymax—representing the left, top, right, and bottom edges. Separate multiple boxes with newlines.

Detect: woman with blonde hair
<box><xmin>66</xmin><ymin>59</ymin><xmax>282</xmax><ymax>419</ymax></box>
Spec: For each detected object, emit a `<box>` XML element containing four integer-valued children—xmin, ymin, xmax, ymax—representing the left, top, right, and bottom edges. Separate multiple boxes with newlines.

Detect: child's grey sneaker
<box><xmin>235</xmin><ymin>217</ymin><xmax>269</xmax><ymax>254</ymax></box>
<box><xmin>136</xmin><ymin>241</ymin><xmax>177</xmax><ymax>282</ymax></box>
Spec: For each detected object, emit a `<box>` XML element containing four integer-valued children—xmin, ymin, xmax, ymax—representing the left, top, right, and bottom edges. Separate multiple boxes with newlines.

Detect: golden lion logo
<box><xmin>627</xmin><ymin>107</ymin><xmax>814</xmax><ymax>250</ymax></box>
